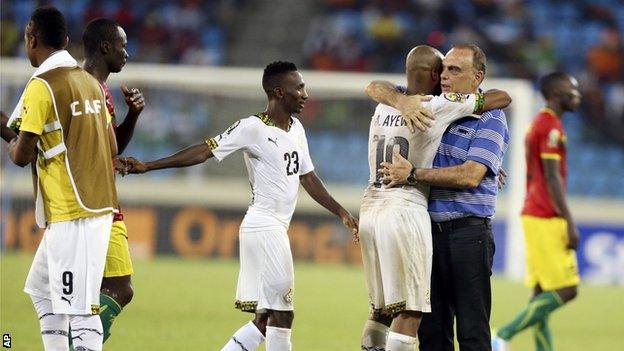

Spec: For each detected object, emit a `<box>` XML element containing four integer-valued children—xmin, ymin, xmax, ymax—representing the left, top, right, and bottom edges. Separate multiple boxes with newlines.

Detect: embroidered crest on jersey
<box><xmin>283</xmin><ymin>288</ymin><xmax>293</xmax><ymax>303</ymax></box>
<box><xmin>443</xmin><ymin>92</ymin><xmax>467</xmax><ymax>103</ymax></box>
<box><xmin>547</xmin><ymin>129</ymin><xmax>561</xmax><ymax>148</ymax></box>
<box><xmin>91</xmin><ymin>304</ymin><xmax>100</xmax><ymax>315</ymax></box>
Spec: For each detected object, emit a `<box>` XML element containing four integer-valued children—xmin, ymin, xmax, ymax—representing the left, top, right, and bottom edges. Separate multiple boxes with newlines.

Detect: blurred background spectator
<box><xmin>1</xmin><ymin>0</ymin><xmax>233</xmax><ymax>65</ymax></box>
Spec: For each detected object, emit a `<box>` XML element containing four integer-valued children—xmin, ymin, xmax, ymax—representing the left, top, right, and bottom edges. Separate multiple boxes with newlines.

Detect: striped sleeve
<box><xmin>467</xmin><ymin>110</ymin><xmax>508</xmax><ymax>175</ymax></box>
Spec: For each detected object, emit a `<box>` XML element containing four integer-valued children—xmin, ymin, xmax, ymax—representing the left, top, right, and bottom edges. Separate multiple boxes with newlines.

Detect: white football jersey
<box><xmin>208</xmin><ymin>115</ymin><xmax>314</xmax><ymax>230</ymax></box>
<box><xmin>365</xmin><ymin>93</ymin><xmax>480</xmax><ymax>205</ymax></box>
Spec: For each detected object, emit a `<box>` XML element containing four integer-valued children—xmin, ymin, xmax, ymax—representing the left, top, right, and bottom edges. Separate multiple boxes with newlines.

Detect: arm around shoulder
<box><xmin>365</xmin><ymin>80</ymin><xmax>401</xmax><ymax>107</ymax></box>
<box><xmin>478</xmin><ymin>89</ymin><xmax>512</xmax><ymax>113</ymax></box>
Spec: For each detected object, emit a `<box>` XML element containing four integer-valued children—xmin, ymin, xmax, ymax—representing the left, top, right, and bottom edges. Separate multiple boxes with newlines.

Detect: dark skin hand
<box><xmin>1</xmin><ymin>111</ymin><xmax>17</xmax><ymax>143</ymax></box>
<box><xmin>115</xmin><ymin>84</ymin><xmax>145</xmax><ymax>154</ymax></box>
<box><xmin>299</xmin><ymin>171</ymin><xmax>359</xmax><ymax>242</ymax></box>
<box><xmin>8</xmin><ymin>131</ymin><xmax>38</xmax><ymax>167</ymax></box>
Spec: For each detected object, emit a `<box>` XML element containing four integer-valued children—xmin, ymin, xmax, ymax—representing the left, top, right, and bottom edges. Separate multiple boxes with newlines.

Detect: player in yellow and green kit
<box><xmin>492</xmin><ymin>72</ymin><xmax>582</xmax><ymax>351</ymax></box>
<box><xmin>81</xmin><ymin>17</ymin><xmax>145</xmax><ymax>344</ymax></box>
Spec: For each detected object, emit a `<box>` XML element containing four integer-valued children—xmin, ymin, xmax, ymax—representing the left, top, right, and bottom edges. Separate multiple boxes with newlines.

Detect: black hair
<box><xmin>540</xmin><ymin>72</ymin><xmax>570</xmax><ymax>99</ymax></box>
<box><xmin>82</xmin><ymin>18</ymin><xmax>121</xmax><ymax>56</ymax></box>
<box><xmin>262</xmin><ymin>61</ymin><xmax>298</xmax><ymax>95</ymax></box>
<box><xmin>29</xmin><ymin>6</ymin><xmax>67</xmax><ymax>49</ymax></box>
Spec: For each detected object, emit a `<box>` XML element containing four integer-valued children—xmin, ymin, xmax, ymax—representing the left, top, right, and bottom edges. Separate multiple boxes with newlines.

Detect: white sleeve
<box><xmin>298</xmin><ymin>126</ymin><xmax>315</xmax><ymax>175</ymax></box>
<box><xmin>424</xmin><ymin>93</ymin><xmax>479</xmax><ymax>125</ymax></box>
<box><xmin>206</xmin><ymin>118</ymin><xmax>255</xmax><ymax>161</ymax></box>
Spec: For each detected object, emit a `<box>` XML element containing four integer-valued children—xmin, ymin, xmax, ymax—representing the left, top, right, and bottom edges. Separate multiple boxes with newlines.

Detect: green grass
<box><xmin>1</xmin><ymin>251</ymin><xmax>622</xmax><ymax>350</ymax></box>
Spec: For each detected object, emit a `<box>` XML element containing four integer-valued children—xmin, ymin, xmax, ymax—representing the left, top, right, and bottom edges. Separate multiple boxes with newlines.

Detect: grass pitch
<box><xmin>1</xmin><ymin>251</ymin><xmax>622</xmax><ymax>350</ymax></box>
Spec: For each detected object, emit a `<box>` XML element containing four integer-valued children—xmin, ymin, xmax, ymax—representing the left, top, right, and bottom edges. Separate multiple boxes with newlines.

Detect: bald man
<box><xmin>359</xmin><ymin>45</ymin><xmax>511</xmax><ymax>351</ymax></box>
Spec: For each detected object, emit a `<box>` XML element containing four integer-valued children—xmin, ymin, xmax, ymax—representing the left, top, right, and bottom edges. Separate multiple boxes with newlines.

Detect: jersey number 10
<box><xmin>374</xmin><ymin>135</ymin><xmax>409</xmax><ymax>188</ymax></box>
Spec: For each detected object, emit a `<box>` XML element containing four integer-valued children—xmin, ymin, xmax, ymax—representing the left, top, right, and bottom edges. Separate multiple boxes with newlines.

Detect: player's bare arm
<box><xmin>543</xmin><ymin>158</ymin><xmax>579</xmax><ymax>249</ymax></box>
<box><xmin>379</xmin><ymin>148</ymin><xmax>487</xmax><ymax>189</ymax></box>
<box><xmin>1</xmin><ymin>111</ymin><xmax>17</xmax><ymax>143</ymax></box>
<box><xmin>122</xmin><ymin>142</ymin><xmax>214</xmax><ymax>174</ymax></box>
<box><xmin>366</xmin><ymin>81</ymin><xmax>511</xmax><ymax>131</ymax></box>
<box><xmin>109</xmin><ymin>122</ymin><xmax>118</xmax><ymax>157</ymax></box>
<box><xmin>115</xmin><ymin>84</ymin><xmax>145</xmax><ymax>154</ymax></box>
<box><xmin>365</xmin><ymin>80</ymin><xmax>434</xmax><ymax>133</ymax></box>
<box><xmin>478</xmin><ymin>89</ymin><xmax>512</xmax><ymax>113</ymax></box>
<box><xmin>299</xmin><ymin>171</ymin><xmax>360</xmax><ymax>242</ymax></box>
<box><xmin>7</xmin><ymin>131</ymin><xmax>39</xmax><ymax>167</ymax></box>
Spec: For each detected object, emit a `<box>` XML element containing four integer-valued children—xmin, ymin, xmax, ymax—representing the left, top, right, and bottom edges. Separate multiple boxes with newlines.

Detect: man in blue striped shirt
<box><xmin>381</xmin><ymin>44</ymin><xmax>509</xmax><ymax>351</ymax></box>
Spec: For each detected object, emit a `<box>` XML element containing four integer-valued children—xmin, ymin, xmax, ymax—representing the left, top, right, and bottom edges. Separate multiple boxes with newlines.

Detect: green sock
<box><xmin>534</xmin><ymin>317</ymin><xmax>553</xmax><ymax>351</ymax></box>
<box><xmin>68</xmin><ymin>330</ymin><xmax>74</xmax><ymax>351</ymax></box>
<box><xmin>497</xmin><ymin>291</ymin><xmax>564</xmax><ymax>340</ymax></box>
<box><xmin>100</xmin><ymin>293</ymin><xmax>123</xmax><ymax>342</ymax></box>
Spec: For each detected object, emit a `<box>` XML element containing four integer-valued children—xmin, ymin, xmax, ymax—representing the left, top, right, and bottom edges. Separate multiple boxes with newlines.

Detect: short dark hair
<box><xmin>453</xmin><ymin>44</ymin><xmax>487</xmax><ymax>73</ymax></box>
<box><xmin>540</xmin><ymin>72</ymin><xmax>570</xmax><ymax>99</ymax></box>
<box><xmin>83</xmin><ymin>18</ymin><xmax>120</xmax><ymax>56</ymax></box>
<box><xmin>262</xmin><ymin>61</ymin><xmax>298</xmax><ymax>95</ymax></box>
<box><xmin>30</xmin><ymin>6</ymin><xmax>67</xmax><ymax>49</ymax></box>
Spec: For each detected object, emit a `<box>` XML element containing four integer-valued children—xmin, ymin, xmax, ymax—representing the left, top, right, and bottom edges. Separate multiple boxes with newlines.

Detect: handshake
<box><xmin>114</xmin><ymin>157</ymin><xmax>147</xmax><ymax>176</ymax></box>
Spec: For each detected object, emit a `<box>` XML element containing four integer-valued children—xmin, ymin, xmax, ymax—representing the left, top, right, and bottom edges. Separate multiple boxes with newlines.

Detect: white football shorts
<box><xmin>235</xmin><ymin>227</ymin><xmax>294</xmax><ymax>313</ymax></box>
<box><xmin>24</xmin><ymin>213</ymin><xmax>113</xmax><ymax>315</ymax></box>
<box><xmin>359</xmin><ymin>197</ymin><xmax>433</xmax><ymax>314</ymax></box>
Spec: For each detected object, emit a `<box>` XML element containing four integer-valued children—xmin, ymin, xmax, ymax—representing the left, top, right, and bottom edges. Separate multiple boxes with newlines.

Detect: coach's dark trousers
<box><xmin>418</xmin><ymin>216</ymin><xmax>495</xmax><ymax>351</ymax></box>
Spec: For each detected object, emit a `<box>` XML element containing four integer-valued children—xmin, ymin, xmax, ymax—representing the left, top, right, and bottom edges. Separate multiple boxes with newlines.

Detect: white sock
<box><xmin>31</xmin><ymin>296</ymin><xmax>70</xmax><ymax>351</ymax></box>
<box><xmin>69</xmin><ymin>314</ymin><xmax>103</xmax><ymax>351</ymax></box>
<box><xmin>265</xmin><ymin>326</ymin><xmax>292</xmax><ymax>351</ymax></box>
<box><xmin>362</xmin><ymin>320</ymin><xmax>389</xmax><ymax>350</ymax></box>
<box><xmin>386</xmin><ymin>331</ymin><xmax>417</xmax><ymax>351</ymax></box>
<box><xmin>221</xmin><ymin>321</ymin><xmax>265</xmax><ymax>351</ymax></box>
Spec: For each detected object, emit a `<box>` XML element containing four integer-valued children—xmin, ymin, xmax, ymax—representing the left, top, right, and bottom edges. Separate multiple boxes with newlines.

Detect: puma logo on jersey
<box><xmin>268</xmin><ymin>137</ymin><xmax>278</xmax><ymax>146</ymax></box>
<box><xmin>61</xmin><ymin>296</ymin><xmax>73</xmax><ymax>305</ymax></box>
